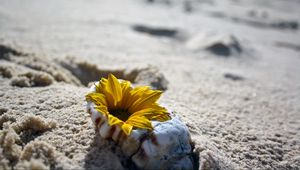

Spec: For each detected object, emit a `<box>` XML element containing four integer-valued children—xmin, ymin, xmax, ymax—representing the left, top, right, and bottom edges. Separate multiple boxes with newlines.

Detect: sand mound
<box><xmin>0</xmin><ymin>44</ymin><xmax>81</xmax><ymax>86</ymax></box>
<box><xmin>58</xmin><ymin>56</ymin><xmax>168</xmax><ymax>90</ymax></box>
<box><xmin>186</xmin><ymin>33</ymin><xmax>243</xmax><ymax>57</ymax></box>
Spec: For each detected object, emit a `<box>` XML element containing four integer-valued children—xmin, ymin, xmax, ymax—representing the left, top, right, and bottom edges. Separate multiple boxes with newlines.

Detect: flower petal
<box><xmin>108</xmin><ymin>114</ymin><xmax>124</xmax><ymax>126</ymax></box>
<box><xmin>95</xmin><ymin>78</ymin><xmax>107</xmax><ymax>93</ymax></box>
<box><xmin>131</xmin><ymin>107</ymin><xmax>161</xmax><ymax>117</ymax></box>
<box><xmin>126</xmin><ymin>115</ymin><xmax>153</xmax><ymax>130</ymax></box>
<box><xmin>107</xmin><ymin>74</ymin><xmax>122</xmax><ymax>107</ymax></box>
<box><xmin>120</xmin><ymin>80</ymin><xmax>132</xmax><ymax>108</ymax></box>
<box><xmin>151</xmin><ymin>114</ymin><xmax>171</xmax><ymax>122</ymax></box>
<box><xmin>130</xmin><ymin>107</ymin><xmax>170</xmax><ymax>121</ymax></box>
<box><xmin>129</xmin><ymin>90</ymin><xmax>162</xmax><ymax>113</ymax></box>
<box><xmin>124</xmin><ymin>86</ymin><xmax>150</xmax><ymax>110</ymax></box>
<box><xmin>86</xmin><ymin>93</ymin><xmax>107</xmax><ymax>106</ymax></box>
<box><xmin>121</xmin><ymin>123</ymin><xmax>133</xmax><ymax>136</ymax></box>
<box><xmin>95</xmin><ymin>105</ymin><xmax>109</xmax><ymax>116</ymax></box>
<box><xmin>100</xmin><ymin>77</ymin><xmax>115</xmax><ymax>109</ymax></box>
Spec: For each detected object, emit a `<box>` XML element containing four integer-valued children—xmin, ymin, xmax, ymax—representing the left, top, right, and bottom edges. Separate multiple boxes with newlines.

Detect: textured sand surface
<box><xmin>1</xmin><ymin>0</ymin><xmax>300</xmax><ymax>169</ymax></box>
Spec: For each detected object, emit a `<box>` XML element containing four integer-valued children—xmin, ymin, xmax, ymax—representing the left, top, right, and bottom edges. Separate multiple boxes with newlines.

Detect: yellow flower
<box><xmin>86</xmin><ymin>74</ymin><xmax>170</xmax><ymax>136</ymax></box>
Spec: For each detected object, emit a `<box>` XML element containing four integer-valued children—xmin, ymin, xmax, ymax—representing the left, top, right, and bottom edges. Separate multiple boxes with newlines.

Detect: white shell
<box><xmin>86</xmin><ymin>84</ymin><xmax>194</xmax><ymax>170</ymax></box>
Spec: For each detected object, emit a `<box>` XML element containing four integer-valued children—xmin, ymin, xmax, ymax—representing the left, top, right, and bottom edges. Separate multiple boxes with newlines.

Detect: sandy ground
<box><xmin>1</xmin><ymin>0</ymin><xmax>300</xmax><ymax>169</ymax></box>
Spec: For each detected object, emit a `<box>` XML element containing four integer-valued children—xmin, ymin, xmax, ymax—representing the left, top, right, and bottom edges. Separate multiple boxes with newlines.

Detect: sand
<box><xmin>1</xmin><ymin>0</ymin><xmax>300</xmax><ymax>169</ymax></box>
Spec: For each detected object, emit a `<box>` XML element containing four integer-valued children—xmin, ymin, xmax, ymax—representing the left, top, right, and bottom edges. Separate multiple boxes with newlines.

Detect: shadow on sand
<box><xmin>84</xmin><ymin>132</ymin><xmax>137</xmax><ymax>170</ymax></box>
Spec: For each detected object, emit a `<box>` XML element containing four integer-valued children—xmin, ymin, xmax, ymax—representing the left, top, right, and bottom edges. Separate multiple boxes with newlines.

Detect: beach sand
<box><xmin>1</xmin><ymin>0</ymin><xmax>300</xmax><ymax>169</ymax></box>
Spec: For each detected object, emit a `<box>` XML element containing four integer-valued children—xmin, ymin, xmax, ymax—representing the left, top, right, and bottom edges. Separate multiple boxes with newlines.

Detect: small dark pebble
<box><xmin>224</xmin><ymin>73</ymin><xmax>245</xmax><ymax>81</ymax></box>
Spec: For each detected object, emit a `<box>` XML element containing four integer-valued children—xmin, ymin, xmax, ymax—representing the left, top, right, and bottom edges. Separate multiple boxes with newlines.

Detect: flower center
<box><xmin>109</xmin><ymin>109</ymin><xmax>131</xmax><ymax>122</ymax></box>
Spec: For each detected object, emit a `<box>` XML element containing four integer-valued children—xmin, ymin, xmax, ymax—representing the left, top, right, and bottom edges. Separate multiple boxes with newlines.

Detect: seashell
<box><xmin>86</xmin><ymin>84</ymin><xmax>194</xmax><ymax>170</ymax></box>
<box><xmin>131</xmin><ymin>115</ymin><xmax>194</xmax><ymax>170</ymax></box>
